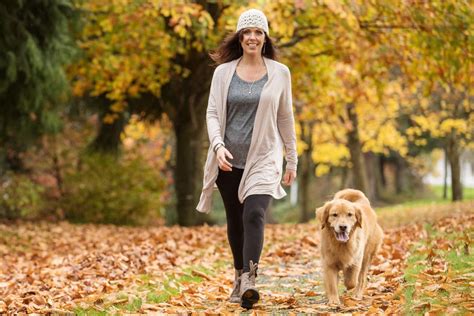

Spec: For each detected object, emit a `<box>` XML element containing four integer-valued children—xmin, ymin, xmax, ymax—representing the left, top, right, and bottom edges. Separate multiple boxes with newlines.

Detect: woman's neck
<box><xmin>240</xmin><ymin>54</ymin><xmax>264</xmax><ymax>67</ymax></box>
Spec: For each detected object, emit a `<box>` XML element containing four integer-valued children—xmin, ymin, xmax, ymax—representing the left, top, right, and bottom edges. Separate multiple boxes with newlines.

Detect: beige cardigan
<box><xmin>196</xmin><ymin>57</ymin><xmax>298</xmax><ymax>213</ymax></box>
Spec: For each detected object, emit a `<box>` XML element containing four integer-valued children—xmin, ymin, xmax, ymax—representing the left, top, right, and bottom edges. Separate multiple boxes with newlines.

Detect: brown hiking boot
<box><xmin>239</xmin><ymin>261</ymin><xmax>259</xmax><ymax>309</ymax></box>
<box><xmin>229</xmin><ymin>269</ymin><xmax>243</xmax><ymax>303</ymax></box>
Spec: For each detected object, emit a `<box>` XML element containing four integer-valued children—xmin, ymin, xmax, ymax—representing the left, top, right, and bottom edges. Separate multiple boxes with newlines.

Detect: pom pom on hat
<box><xmin>236</xmin><ymin>9</ymin><xmax>269</xmax><ymax>35</ymax></box>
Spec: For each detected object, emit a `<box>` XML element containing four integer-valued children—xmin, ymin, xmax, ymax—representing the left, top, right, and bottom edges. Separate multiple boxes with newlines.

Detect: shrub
<box><xmin>0</xmin><ymin>173</ymin><xmax>45</xmax><ymax>220</ymax></box>
<box><xmin>61</xmin><ymin>154</ymin><xmax>166</xmax><ymax>225</ymax></box>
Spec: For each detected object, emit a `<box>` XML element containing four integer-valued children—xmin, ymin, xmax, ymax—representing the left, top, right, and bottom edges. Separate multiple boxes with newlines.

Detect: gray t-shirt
<box><xmin>224</xmin><ymin>71</ymin><xmax>268</xmax><ymax>169</ymax></box>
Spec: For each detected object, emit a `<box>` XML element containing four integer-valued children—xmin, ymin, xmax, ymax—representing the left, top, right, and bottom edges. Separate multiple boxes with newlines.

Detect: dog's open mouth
<box><xmin>334</xmin><ymin>231</ymin><xmax>349</xmax><ymax>242</ymax></box>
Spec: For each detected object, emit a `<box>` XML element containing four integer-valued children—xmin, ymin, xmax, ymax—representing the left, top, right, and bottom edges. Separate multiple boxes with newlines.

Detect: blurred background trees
<box><xmin>0</xmin><ymin>0</ymin><xmax>78</xmax><ymax>174</ymax></box>
<box><xmin>0</xmin><ymin>0</ymin><xmax>472</xmax><ymax>226</ymax></box>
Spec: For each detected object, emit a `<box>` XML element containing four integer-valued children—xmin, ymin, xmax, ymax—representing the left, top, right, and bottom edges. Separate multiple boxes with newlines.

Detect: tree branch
<box><xmin>310</xmin><ymin>49</ymin><xmax>334</xmax><ymax>57</ymax></box>
<box><xmin>276</xmin><ymin>25</ymin><xmax>322</xmax><ymax>48</ymax></box>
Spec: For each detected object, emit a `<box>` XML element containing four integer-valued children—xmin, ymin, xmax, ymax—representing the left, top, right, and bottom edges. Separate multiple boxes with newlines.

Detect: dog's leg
<box><xmin>324</xmin><ymin>265</ymin><xmax>340</xmax><ymax>305</ymax></box>
<box><xmin>355</xmin><ymin>226</ymin><xmax>383</xmax><ymax>299</ymax></box>
<box><xmin>343</xmin><ymin>265</ymin><xmax>360</xmax><ymax>290</ymax></box>
<box><xmin>354</xmin><ymin>254</ymin><xmax>372</xmax><ymax>299</ymax></box>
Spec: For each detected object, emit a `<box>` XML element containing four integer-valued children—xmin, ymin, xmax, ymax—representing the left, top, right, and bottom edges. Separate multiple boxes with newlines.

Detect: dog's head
<box><xmin>316</xmin><ymin>200</ymin><xmax>362</xmax><ymax>243</ymax></box>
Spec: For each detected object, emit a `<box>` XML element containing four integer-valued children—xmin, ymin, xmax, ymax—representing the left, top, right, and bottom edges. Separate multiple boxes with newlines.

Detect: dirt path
<box><xmin>131</xmin><ymin>223</ymin><xmax>405</xmax><ymax>314</ymax></box>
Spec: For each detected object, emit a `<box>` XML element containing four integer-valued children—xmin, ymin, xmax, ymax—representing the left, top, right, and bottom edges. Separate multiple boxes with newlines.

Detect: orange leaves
<box><xmin>2</xmin><ymin>206</ymin><xmax>473</xmax><ymax>313</ymax></box>
<box><xmin>164</xmin><ymin>3</ymin><xmax>205</xmax><ymax>38</ymax></box>
<box><xmin>69</xmin><ymin>1</ymin><xmax>220</xmax><ymax>125</ymax></box>
<box><xmin>70</xmin><ymin>1</ymin><xmax>173</xmax><ymax>108</ymax></box>
<box><xmin>321</xmin><ymin>0</ymin><xmax>360</xmax><ymax>31</ymax></box>
<box><xmin>284</xmin><ymin>1</ymin><xmax>471</xmax><ymax>170</ymax></box>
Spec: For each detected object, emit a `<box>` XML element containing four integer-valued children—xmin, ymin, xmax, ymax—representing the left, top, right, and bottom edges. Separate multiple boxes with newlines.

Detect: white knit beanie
<box><xmin>236</xmin><ymin>9</ymin><xmax>269</xmax><ymax>35</ymax></box>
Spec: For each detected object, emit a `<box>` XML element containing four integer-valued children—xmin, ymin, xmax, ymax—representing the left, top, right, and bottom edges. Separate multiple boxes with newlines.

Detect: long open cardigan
<box><xmin>196</xmin><ymin>57</ymin><xmax>298</xmax><ymax>213</ymax></box>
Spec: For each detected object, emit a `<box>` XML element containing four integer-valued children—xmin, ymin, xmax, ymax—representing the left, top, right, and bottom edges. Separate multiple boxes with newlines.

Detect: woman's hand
<box><xmin>282</xmin><ymin>169</ymin><xmax>296</xmax><ymax>186</ymax></box>
<box><xmin>216</xmin><ymin>147</ymin><xmax>233</xmax><ymax>171</ymax></box>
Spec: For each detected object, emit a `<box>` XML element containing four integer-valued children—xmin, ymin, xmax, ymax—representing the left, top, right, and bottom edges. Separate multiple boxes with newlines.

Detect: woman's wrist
<box><xmin>213</xmin><ymin>142</ymin><xmax>225</xmax><ymax>153</ymax></box>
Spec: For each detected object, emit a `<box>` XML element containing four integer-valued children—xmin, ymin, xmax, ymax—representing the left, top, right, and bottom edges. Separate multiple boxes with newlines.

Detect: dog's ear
<box><xmin>355</xmin><ymin>206</ymin><xmax>363</xmax><ymax>228</ymax></box>
<box><xmin>316</xmin><ymin>202</ymin><xmax>331</xmax><ymax>229</ymax></box>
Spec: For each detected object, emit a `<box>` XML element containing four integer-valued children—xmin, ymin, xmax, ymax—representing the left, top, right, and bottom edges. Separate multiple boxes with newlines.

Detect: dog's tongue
<box><xmin>336</xmin><ymin>231</ymin><xmax>349</xmax><ymax>242</ymax></box>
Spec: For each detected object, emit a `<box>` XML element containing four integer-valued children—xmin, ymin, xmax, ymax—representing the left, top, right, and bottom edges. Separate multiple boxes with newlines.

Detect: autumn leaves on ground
<box><xmin>1</xmin><ymin>202</ymin><xmax>473</xmax><ymax>315</ymax></box>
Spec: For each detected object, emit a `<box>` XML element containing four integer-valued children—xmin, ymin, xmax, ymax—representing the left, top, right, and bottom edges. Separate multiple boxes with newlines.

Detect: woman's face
<box><xmin>240</xmin><ymin>27</ymin><xmax>266</xmax><ymax>56</ymax></box>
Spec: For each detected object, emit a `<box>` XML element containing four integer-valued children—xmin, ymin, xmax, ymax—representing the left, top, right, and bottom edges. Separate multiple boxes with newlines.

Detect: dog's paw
<box><xmin>353</xmin><ymin>293</ymin><xmax>363</xmax><ymax>300</ymax></box>
<box><xmin>327</xmin><ymin>298</ymin><xmax>341</xmax><ymax>306</ymax></box>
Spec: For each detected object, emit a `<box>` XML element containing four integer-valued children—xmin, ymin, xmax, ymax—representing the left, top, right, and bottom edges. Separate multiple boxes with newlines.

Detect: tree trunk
<box><xmin>365</xmin><ymin>153</ymin><xmax>384</xmax><ymax>201</ymax></box>
<box><xmin>443</xmin><ymin>147</ymin><xmax>448</xmax><ymax>199</ymax></box>
<box><xmin>0</xmin><ymin>140</ymin><xmax>28</xmax><ymax>174</ymax></box>
<box><xmin>51</xmin><ymin>135</ymin><xmax>64</xmax><ymax>196</ymax></box>
<box><xmin>161</xmin><ymin>50</ymin><xmax>215</xmax><ymax>226</ymax></box>
<box><xmin>446</xmin><ymin>136</ymin><xmax>463</xmax><ymax>201</ymax></box>
<box><xmin>340</xmin><ymin>167</ymin><xmax>350</xmax><ymax>190</ymax></box>
<box><xmin>0</xmin><ymin>149</ymin><xmax>5</xmax><ymax>176</ymax></box>
<box><xmin>4</xmin><ymin>148</ymin><xmax>26</xmax><ymax>173</ymax></box>
<box><xmin>299</xmin><ymin>122</ymin><xmax>314</xmax><ymax>223</ymax></box>
<box><xmin>174</xmin><ymin>113</ymin><xmax>210</xmax><ymax>226</ymax></box>
<box><xmin>394</xmin><ymin>154</ymin><xmax>409</xmax><ymax>194</ymax></box>
<box><xmin>89</xmin><ymin>113</ymin><xmax>129</xmax><ymax>154</ymax></box>
<box><xmin>346</xmin><ymin>103</ymin><xmax>368</xmax><ymax>193</ymax></box>
<box><xmin>89</xmin><ymin>97</ymin><xmax>129</xmax><ymax>155</ymax></box>
<box><xmin>380</xmin><ymin>155</ymin><xmax>386</xmax><ymax>187</ymax></box>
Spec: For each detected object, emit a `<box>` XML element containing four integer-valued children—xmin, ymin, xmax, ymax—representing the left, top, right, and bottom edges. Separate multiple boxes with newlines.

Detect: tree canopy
<box><xmin>0</xmin><ymin>0</ymin><xmax>78</xmax><ymax>172</ymax></box>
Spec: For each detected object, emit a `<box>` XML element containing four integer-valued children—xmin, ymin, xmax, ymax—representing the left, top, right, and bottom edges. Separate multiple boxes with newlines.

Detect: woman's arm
<box><xmin>206</xmin><ymin>67</ymin><xmax>225</xmax><ymax>151</ymax></box>
<box><xmin>277</xmin><ymin>66</ymin><xmax>298</xmax><ymax>173</ymax></box>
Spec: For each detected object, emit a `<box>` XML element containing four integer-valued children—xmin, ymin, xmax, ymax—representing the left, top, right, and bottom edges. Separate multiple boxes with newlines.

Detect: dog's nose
<box><xmin>339</xmin><ymin>225</ymin><xmax>347</xmax><ymax>232</ymax></box>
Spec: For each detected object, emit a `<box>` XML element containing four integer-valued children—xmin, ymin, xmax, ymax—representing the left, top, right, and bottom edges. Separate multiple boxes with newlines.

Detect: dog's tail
<box><xmin>334</xmin><ymin>189</ymin><xmax>371</xmax><ymax>206</ymax></box>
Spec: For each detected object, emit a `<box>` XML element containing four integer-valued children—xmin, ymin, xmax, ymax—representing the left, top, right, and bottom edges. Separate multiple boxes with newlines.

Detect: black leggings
<box><xmin>216</xmin><ymin>168</ymin><xmax>272</xmax><ymax>272</ymax></box>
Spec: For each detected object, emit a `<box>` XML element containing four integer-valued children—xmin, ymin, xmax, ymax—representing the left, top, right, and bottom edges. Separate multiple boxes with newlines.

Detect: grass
<box><xmin>147</xmin><ymin>292</ymin><xmax>171</xmax><ymax>304</ymax></box>
<box><xmin>402</xmin><ymin>223</ymin><xmax>474</xmax><ymax>315</ymax></box>
<box><xmin>124</xmin><ymin>298</ymin><xmax>142</xmax><ymax>311</ymax></box>
<box><xmin>378</xmin><ymin>185</ymin><xmax>474</xmax><ymax>211</ymax></box>
<box><xmin>403</xmin><ymin>253</ymin><xmax>429</xmax><ymax>314</ymax></box>
<box><xmin>269</xmin><ymin>185</ymin><xmax>474</xmax><ymax>226</ymax></box>
<box><xmin>431</xmin><ymin>185</ymin><xmax>474</xmax><ymax>200</ymax></box>
<box><xmin>274</xmin><ymin>185</ymin><xmax>474</xmax><ymax>225</ymax></box>
<box><xmin>75</xmin><ymin>309</ymin><xmax>107</xmax><ymax>316</ymax></box>
<box><xmin>375</xmin><ymin>185</ymin><xmax>474</xmax><ymax>228</ymax></box>
<box><xmin>73</xmin><ymin>264</ymin><xmax>215</xmax><ymax>314</ymax></box>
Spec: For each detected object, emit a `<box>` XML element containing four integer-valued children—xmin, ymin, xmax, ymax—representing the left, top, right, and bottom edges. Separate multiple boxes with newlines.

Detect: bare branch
<box><xmin>276</xmin><ymin>25</ymin><xmax>322</xmax><ymax>48</ymax></box>
<box><xmin>311</xmin><ymin>49</ymin><xmax>334</xmax><ymax>57</ymax></box>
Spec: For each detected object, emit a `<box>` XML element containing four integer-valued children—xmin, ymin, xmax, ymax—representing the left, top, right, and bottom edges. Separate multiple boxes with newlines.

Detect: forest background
<box><xmin>0</xmin><ymin>0</ymin><xmax>472</xmax><ymax>226</ymax></box>
<box><xmin>1</xmin><ymin>0</ymin><xmax>473</xmax><ymax>314</ymax></box>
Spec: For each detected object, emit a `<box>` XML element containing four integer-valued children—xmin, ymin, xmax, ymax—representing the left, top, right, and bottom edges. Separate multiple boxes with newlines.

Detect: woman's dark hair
<box><xmin>209</xmin><ymin>30</ymin><xmax>277</xmax><ymax>65</ymax></box>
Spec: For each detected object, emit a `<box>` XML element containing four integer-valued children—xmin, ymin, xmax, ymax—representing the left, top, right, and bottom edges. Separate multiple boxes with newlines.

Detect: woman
<box><xmin>196</xmin><ymin>8</ymin><xmax>297</xmax><ymax>309</ymax></box>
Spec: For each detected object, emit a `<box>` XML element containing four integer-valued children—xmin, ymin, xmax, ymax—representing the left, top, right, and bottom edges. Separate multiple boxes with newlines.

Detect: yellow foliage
<box><xmin>322</xmin><ymin>0</ymin><xmax>359</xmax><ymax>30</ymax></box>
<box><xmin>420</xmin><ymin>98</ymin><xmax>430</xmax><ymax>110</ymax></box>
<box><xmin>121</xmin><ymin>114</ymin><xmax>174</xmax><ymax>167</ymax></box>
<box><xmin>439</xmin><ymin>119</ymin><xmax>468</xmax><ymax>134</ymax></box>
<box><xmin>110</xmin><ymin>101</ymin><xmax>125</xmax><ymax>113</ymax></box>
<box><xmin>414</xmin><ymin>139</ymin><xmax>427</xmax><ymax>146</ymax></box>
<box><xmin>362</xmin><ymin>123</ymin><xmax>408</xmax><ymax>156</ymax></box>
<box><xmin>315</xmin><ymin>164</ymin><xmax>330</xmax><ymax>177</ymax></box>
<box><xmin>69</xmin><ymin>0</ymin><xmax>473</xmax><ymax>168</ymax></box>
<box><xmin>103</xmin><ymin>113</ymin><xmax>118</xmax><ymax>124</ymax></box>
<box><xmin>68</xmin><ymin>0</ymin><xmax>214</xmax><ymax>109</ymax></box>
<box><xmin>99</xmin><ymin>18</ymin><xmax>113</xmax><ymax>33</ymax></box>
<box><xmin>312</xmin><ymin>143</ymin><xmax>350</xmax><ymax>166</ymax></box>
<box><xmin>412</xmin><ymin>115</ymin><xmax>439</xmax><ymax>133</ymax></box>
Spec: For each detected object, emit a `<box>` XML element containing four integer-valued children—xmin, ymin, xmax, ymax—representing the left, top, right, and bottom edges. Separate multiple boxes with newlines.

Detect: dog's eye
<box><xmin>332</xmin><ymin>214</ymin><xmax>338</xmax><ymax>217</ymax></box>
<box><xmin>348</xmin><ymin>213</ymin><xmax>353</xmax><ymax>217</ymax></box>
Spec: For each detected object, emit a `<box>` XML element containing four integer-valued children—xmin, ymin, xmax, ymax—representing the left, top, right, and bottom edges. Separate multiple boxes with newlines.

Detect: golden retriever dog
<box><xmin>316</xmin><ymin>189</ymin><xmax>383</xmax><ymax>305</ymax></box>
